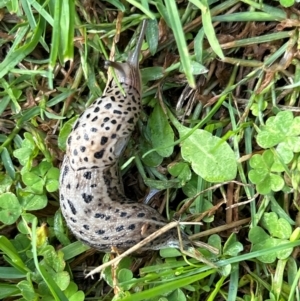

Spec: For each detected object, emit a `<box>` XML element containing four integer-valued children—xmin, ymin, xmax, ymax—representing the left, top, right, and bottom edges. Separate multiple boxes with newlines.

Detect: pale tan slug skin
<box><xmin>59</xmin><ymin>21</ymin><xmax>185</xmax><ymax>251</ymax></box>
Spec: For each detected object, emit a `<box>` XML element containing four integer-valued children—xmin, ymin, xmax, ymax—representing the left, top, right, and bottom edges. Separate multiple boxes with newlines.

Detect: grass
<box><xmin>0</xmin><ymin>0</ymin><xmax>300</xmax><ymax>300</ymax></box>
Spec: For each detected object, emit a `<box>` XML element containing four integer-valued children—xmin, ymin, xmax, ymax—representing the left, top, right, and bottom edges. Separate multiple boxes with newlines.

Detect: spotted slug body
<box><xmin>59</xmin><ymin>21</ymin><xmax>184</xmax><ymax>251</ymax></box>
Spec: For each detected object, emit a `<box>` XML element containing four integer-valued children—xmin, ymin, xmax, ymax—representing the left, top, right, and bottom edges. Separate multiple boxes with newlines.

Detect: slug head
<box><xmin>104</xmin><ymin>20</ymin><xmax>147</xmax><ymax>93</ymax></box>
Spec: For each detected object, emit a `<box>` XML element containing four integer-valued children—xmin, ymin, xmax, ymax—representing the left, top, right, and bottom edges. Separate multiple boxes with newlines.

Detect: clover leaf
<box><xmin>13</xmin><ymin>132</ymin><xmax>39</xmax><ymax>169</ymax></box>
<box><xmin>248</xmin><ymin>150</ymin><xmax>284</xmax><ymax>195</ymax></box>
<box><xmin>0</xmin><ymin>192</ymin><xmax>22</xmax><ymax>225</ymax></box>
<box><xmin>257</xmin><ymin>111</ymin><xmax>300</xmax><ymax>152</ymax></box>
<box><xmin>22</xmin><ymin>161</ymin><xmax>59</xmax><ymax>194</ymax></box>
<box><xmin>249</xmin><ymin>212</ymin><xmax>293</xmax><ymax>263</ymax></box>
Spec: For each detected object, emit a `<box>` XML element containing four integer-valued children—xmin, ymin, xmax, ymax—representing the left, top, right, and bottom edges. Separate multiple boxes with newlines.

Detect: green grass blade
<box><xmin>0</xmin><ymin>236</ymin><xmax>29</xmax><ymax>274</ymax></box>
<box><xmin>189</xmin><ymin>0</ymin><xmax>224</xmax><ymax>59</ymax></box>
<box><xmin>27</xmin><ymin>0</ymin><xmax>53</xmax><ymax>26</ymax></box>
<box><xmin>165</xmin><ymin>0</ymin><xmax>195</xmax><ymax>88</ymax></box>
<box><xmin>126</xmin><ymin>0</ymin><xmax>156</xmax><ymax>19</ymax></box>
<box><xmin>0</xmin><ymin>19</ymin><xmax>44</xmax><ymax>79</ymax></box>
<box><xmin>121</xmin><ymin>269</ymin><xmax>215</xmax><ymax>301</ymax></box>
<box><xmin>49</xmin><ymin>0</ymin><xmax>61</xmax><ymax>71</ymax></box>
<box><xmin>61</xmin><ymin>0</ymin><xmax>75</xmax><ymax>61</ymax></box>
<box><xmin>213</xmin><ymin>12</ymin><xmax>284</xmax><ymax>22</ymax></box>
<box><xmin>30</xmin><ymin>217</ymin><xmax>68</xmax><ymax>301</ymax></box>
<box><xmin>0</xmin><ymin>267</ymin><xmax>26</xmax><ymax>279</ymax></box>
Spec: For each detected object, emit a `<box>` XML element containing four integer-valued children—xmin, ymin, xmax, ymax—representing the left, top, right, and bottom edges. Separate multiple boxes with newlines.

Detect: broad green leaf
<box><xmin>179</xmin><ymin>127</ymin><xmax>237</xmax><ymax>182</ymax></box>
<box><xmin>168</xmin><ymin>162</ymin><xmax>191</xmax><ymax>184</ymax></box>
<box><xmin>148</xmin><ymin>103</ymin><xmax>174</xmax><ymax>157</ymax></box>
<box><xmin>0</xmin><ymin>192</ymin><xmax>22</xmax><ymax>225</ymax></box>
<box><xmin>140</xmin><ymin>134</ymin><xmax>163</xmax><ymax>167</ymax></box>
<box><xmin>141</xmin><ymin>67</ymin><xmax>164</xmax><ymax>82</ymax></box>
<box><xmin>145</xmin><ymin>18</ymin><xmax>159</xmax><ymax>55</ymax></box>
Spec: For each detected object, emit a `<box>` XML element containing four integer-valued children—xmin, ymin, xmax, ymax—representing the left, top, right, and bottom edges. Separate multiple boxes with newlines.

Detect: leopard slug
<box><xmin>59</xmin><ymin>21</ymin><xmax>187</xmax><ymax>251</ymax></box>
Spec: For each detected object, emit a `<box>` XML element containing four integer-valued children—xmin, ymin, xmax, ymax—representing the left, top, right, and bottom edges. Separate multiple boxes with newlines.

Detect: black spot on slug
<box><xmin>100</xmin><ymin>136</ymin><xmax>108</xmax><ymax>145</ymax></box>
<box><xmin>128</xmin><ymin>117</ymin><xmax>135</xmax><ymax>124</ymax></box>
<box><xmin>67</xmin><ymin>200</ymin><xmax>77</xmax><ymax>215</ymax></box>
<box><xmin>96</xmin><ymin>229</ymin><xmax>105</xmax><ymax>235</ymax></box>
<box><xmin>116</xmin><ymin>225</ymin><xmax>124</xmax><ymax>232</ymax></box>
<box><xmin>83</xmin><ymin>171</ymin><xmax>92</xmax><ymax>180</ymax></box>
<box><xmin>126</xmin><ymin>240</ymin><xmax>136</xmax><ymax>245</ymax></box>
<box><xmin>82</xmin><ymin>193</ymin><xmax>93</xmax><ymax>203</ymax></box>
<box><xmin>94</xmin><ymin>149</ymin><xmax>105</xmax><ymax>159</ymax></box>
<box><xmin>74</xmin><ymin>120</ymin><xmax>80</xmax><ymax>130</ymax></box>
<box><xmin>105</xmin><ymin>103</ymin><xmax>112</xmax><ymax>109</ymax></box>
<box><xmin>128</xmin><ymin>224</ymin><xmax>135</xmax><ymax>230</ymax></box>
<box><xmin>94</xmin><ymin>213</ymin><xmax>105</xmax><ymax>219</ymax></box>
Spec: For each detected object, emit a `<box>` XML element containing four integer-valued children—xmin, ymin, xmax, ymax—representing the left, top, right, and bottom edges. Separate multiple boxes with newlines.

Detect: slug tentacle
<box><xmin>59</xmin><ymin>20</ymin><xmax>188</xmax><ymax>252</ymax></box>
